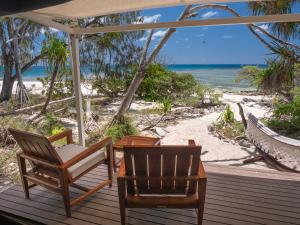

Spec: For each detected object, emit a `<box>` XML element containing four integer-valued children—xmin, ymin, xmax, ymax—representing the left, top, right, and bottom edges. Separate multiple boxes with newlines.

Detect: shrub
<box><xmin>265</xmin><ymin>95</ymin><xmax>300</xmax><ymax>139</ymax></box>
<box><xmin>0</xmin><ymin>116</ymin><xmax>38</xmax><ymax>147</ymax></box>
<box><xmin>40</xmin><ymin>113</ymin><xmax>64</xmax><ymax>135</ymax></box>
<box><xmin>106</xmin><ymin>116</ymin><xmax>138</xmax><ymax>142</ymax></box>
<box><xmin>213</xmin><ymin>105</ymin><xmax>245</xmax><ymax>139</ymax></box>
<box><xmin>136</xmin><ymin>64</ymin><xmax>198</xmax><ymax>102</ymax></box>
<box><xmin>92</xmin><ymin>75</ymin><xmax>127</xmax><ymax>97</ymax></box>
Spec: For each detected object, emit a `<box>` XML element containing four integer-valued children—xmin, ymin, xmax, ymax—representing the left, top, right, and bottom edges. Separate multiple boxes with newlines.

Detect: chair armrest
<box><xmin>60</xmin><ymin>137</ymin><xmax>112</xmax><ymax>169</ymax></box>
<box><xmin>48</xmin><ymin>129</ymin><xmax>73</xmax><ymax>144</ymax></box>
<box><xmin>118</xmin><ymin>158</ymin><xmax>126</xmax><ymax>178</ymax></box>
<box><xmin>198</xmin><ymin>161</ymin><xmax>207</xmax><ymax>179</ymax></box>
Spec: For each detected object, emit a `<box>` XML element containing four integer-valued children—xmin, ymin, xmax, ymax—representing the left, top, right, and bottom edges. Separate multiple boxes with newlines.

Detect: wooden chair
<box><xmin>9</xmin><ymin>128</ymin><xmax>113</xmax><ymax>217</ymax></box>
<box><xmin>117</xmin><ymin>140</ymin><xmax>206</xmax><ymax>225</ymax></box>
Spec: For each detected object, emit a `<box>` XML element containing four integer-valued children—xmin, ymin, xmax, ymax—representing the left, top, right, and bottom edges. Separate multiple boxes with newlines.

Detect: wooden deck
<box><xmin>1</xmin><ymin>164</ymin><xmax>300</xmax><ymax>225</ymax></box>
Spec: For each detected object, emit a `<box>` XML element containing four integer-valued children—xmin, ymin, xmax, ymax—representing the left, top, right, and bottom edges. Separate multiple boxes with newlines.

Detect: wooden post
<box><xmin>69</xmin><ymin>34</ymin><xmax>85</xmax><ymax>146</ymax></box>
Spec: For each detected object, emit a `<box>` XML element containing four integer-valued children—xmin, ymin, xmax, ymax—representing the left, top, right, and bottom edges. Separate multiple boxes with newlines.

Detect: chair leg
<box><xmin>17</xmin><ymin>154</ymin><xmax>29</xmax><ymax>199</ymax></box>
<box><xmin>107</xmin><ymin>144</ymin><xmax>113</xmax><ymax>187</ymax></box>
<box><xmin>118</xmin><ymin>178</ymin><xmax>126</xmax><ymax>225</ymax></box>
<box><xmin>60</xmin><ymin>170</ymin><xmax>71</xmax><ymax>217</ymax></box>
<box><xmin>197</xmin><ymin>179</ymin><xmax>207</xmax><ymax>225</ymax></box>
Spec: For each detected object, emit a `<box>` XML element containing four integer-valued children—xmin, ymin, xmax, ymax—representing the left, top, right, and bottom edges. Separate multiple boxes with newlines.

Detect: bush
<box><xmin>40</xmin><ymin>113</ymin><xmax>64</xmax><ymax>135</ymax></box>
<box><xmin>106</xmin><ymin>116</ymin><xmax>138</xmax><ymax>142</ymax></box>
<box><xmin>136</xmin><ymin>64</ymin><xmax>198</xmax><ymax>102</ymax></box>
<box><xmin>265</xmin><ymin>95</ymin><xmax>300</xmax><ymax>139</ymax></box>
<box><xmin>92</xmin><ymin>75</ymin><xmax>127</xmax><ymax>97</ymax></box>
<box><xmin>0</xmin><ymin>116</ymin><xmax>38</xmax><ymax>147</ymax></box>
<box><xmin>213</xmin><ymin>105</ymin><xmax>245</xmax><ymax>139</ymax></box>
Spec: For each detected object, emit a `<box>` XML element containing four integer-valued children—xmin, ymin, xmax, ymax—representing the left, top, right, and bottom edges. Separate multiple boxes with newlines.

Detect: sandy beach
<box><xmin>161</xmin><ymin>93</ymin><xmax>273</xmax><ymax>170</ymax></box>
<box><xmin>1</xmin><ymin>81</ymin><xmax>274</xmax><ymax>172</ymax></box>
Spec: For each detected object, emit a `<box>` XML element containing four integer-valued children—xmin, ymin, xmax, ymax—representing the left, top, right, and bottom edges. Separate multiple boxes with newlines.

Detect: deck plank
<box><xmin>0</xmin><ymin>164</ymin><xmax>300</xmax><ymax>225</ymax></box>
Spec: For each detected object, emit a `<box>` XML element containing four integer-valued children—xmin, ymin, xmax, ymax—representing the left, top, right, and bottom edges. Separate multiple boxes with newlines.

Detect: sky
<box><xmin>138</xmin><ymin>2</ymin><xmax>300</xmax><ymax>64</ymax></box>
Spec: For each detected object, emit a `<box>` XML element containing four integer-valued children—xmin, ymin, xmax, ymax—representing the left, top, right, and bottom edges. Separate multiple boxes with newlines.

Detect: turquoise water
<box><xmin>0</xmin><ymin>64</ymin><xmax>266</xmax><ymax>91</ymax></box>
<box><xmin>167</xmin><ymin>64</ymin><xmax>265</xmax><ymax>91</ymax></box>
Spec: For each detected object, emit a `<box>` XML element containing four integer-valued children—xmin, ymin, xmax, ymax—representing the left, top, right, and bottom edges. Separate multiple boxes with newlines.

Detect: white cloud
<box><xmin>222</xmin><ymin>35</ymin><xmax>233</xmax><ymax>39</ymax></box>
<box><xmin>153</xmin><ymin>30</ymin><xmax>167</xmax><ymax>38</ymax></box>
<box><xmin>136</xmin><ymin>14</ymin><xmax>162</xmax><ymax>24</ymax></box>
<box><xmin>139</xmin><ymin>29</ymin><xmax>167</xmax><ymax>41</ymax></box>
<box><xmin>201</xmin><ymin>11</ymin><xmax>219</xmax><ymax>19</ymax></box>
<box><xmin>255</xmin><ymin>24</ymin><xmax>269</xmax><ymax>33</ymax></box>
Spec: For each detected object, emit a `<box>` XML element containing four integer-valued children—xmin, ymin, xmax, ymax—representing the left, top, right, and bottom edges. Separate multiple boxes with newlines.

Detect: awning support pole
<box><xmin>70</xmin><ymin>34</ymin><xmax>85</xmax><ymax>146</ymax></box>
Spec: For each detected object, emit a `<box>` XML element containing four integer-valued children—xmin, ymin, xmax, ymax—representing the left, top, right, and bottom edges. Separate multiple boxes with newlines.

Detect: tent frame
<box><xmin>15</xmin><ymin>3</ymin><xmax>300</xmax><ymax>146</ymax></box>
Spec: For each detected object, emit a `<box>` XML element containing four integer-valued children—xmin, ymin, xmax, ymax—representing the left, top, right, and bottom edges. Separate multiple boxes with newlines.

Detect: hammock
<box><xmin>246</xmin><ymin>113</ymin><xmax>300</xmax><ymax>172</ymax></box>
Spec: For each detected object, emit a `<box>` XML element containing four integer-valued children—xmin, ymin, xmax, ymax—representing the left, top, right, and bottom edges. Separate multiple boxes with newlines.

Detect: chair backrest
<box><xmin>123</xmin><ymin>145</ymin><xmax>202</xmax><ymax>195</ymax></box>
<box><xmin>9</xmin><ymin>128</ymin><xmax>62</xmax><ymax>165</ymax></box>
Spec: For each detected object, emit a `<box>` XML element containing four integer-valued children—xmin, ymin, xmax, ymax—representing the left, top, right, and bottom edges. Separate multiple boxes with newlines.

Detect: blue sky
<box><xmin>139</xmin><ymin>2</ymin><xmax>300</xmax><ymax>64</ymax></box>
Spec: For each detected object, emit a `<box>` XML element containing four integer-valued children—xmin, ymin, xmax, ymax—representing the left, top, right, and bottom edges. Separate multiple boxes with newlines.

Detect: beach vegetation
<box><xmin>135</xmin><ymin>64</ymin><xmax>197</xmax><ymax>102</ymax></box>
<box><xmin>265</xmin><ymin>94</ymin><xmax>300</xmax><ymax>139</ymax></box>
<box><xmin>106</xmin><ymin>116</ymin><xmax>138</xmax><ymax>142</ymax></box>
<box><xmin>213</xmin><ymin>105</ymin><xmax>245</xmax><ymax>139</ymax></box>
<box><xmin>40</xmin><ymin>113</ymin><xmax>64</xmax><ymax>135</ymax></box>
<box><xmin>92</xmin><ymin>75</ymin><xmax>127</xmax><ymax>97</ymax></box>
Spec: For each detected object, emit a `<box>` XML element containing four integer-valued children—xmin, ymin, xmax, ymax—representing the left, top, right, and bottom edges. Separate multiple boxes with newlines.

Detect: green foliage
<box><xmin>161</xmin><ymin>97</ymin><xmax>172</xmax><ymax>114</ymax></box>
<box><xmin>38</xmin><ymin>37</ymin><xmax>72</xmax><ymax>100</ymax></box>
<box><xmin>222</xmin><ymin>105</ymin><xmax>235</xmax><ymax>124</ymax></box>
<box><xmin>266</xmin><ymin>95</ymin><xmax>300</xmax><ymax>139</ymax></box>
<box><xmin>92</xmin><ymin>75</ymin><xmax>126</xmax><ymax>97</ymax></box>
<box><xmin>136</xmin><ymin>64</ymin><xmax>198</xmax><ymax>102</ymax></box>
<box><xmin>213</xmin><ymin>105</ymin><xmax>245</xmax><ymax>139</ymax></box>
<box><xmin>237</xmin><ymin>62</ymin><xmax>299</xmax><ymax>94</ymax></box>
<box><xmin>106</xmin><ymin>116</ymin><xmax>139</xmax><ymax>142</ymax></box>
<box><xmin>40</xmin><ymin>113</ymin><xmax>64</xmax><ymax>135</ymax></box>
<box><xmin>80</xmin><ymin>12</ymin><xmax>144</xmax><ymax>80</ymax></box>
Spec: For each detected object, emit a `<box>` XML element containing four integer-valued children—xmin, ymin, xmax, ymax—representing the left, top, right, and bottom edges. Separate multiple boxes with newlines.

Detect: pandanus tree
<box><xmin>237</xmin><ymin>1</ymin><xmax>300</xmax><ymax>99</ymax></box>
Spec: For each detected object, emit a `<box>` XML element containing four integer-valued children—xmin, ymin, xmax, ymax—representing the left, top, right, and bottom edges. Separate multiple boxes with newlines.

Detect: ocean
<box><xmin>0</xmin><ymin>64</ymin><xmax>265</xmax><ymax>91</ymax></box>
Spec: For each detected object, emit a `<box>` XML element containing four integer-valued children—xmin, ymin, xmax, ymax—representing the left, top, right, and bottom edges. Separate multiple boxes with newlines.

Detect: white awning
<box><xmin>32</xmin><ymin>0</ymin><xmax>260</xmax><ymax>19</ymax></box>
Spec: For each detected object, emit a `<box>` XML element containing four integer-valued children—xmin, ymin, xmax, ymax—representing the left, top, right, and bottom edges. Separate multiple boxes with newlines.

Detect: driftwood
<box><xmin>237</xmin><ymin>103</ymin><xmax>247</xmax><ymax>129</ymax></box>
<box><xmin>0</xmin><ymin>96</ymin><xmax>75</xmax><ymax>116</ymax></box>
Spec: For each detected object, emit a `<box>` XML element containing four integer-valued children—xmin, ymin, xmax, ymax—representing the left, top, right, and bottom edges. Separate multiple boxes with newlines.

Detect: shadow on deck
<box><xmin>0</xmin><ymin>164</ymin><xmax>300</xmax><ymax>225</ymax></box>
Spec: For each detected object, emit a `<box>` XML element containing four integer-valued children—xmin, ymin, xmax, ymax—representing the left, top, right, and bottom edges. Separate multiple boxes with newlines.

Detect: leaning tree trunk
<box><xmin>29</xmin><ymin>61</ymin><xmax>59</xmax><ymax>122</ymax></box>
<box><xmin>111</xmin><ymin>6</ymin><xmax>192</xmax><ymax>124</ymax></box>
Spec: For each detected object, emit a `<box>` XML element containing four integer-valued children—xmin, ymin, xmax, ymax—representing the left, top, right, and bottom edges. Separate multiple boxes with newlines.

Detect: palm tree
<box><xmin>248</xmin><ymin>0</ymin><xmax>300</xmax><ymax>40</ymax></box>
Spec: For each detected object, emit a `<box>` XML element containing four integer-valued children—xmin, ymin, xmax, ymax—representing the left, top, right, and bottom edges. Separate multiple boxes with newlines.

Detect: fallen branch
<box><xmin>0</xmin><ymin>96</ymin><xmax>75</xmax><ymax>116</ymax></box>
<box><xmin>142</xmin><ymin>114</ymin><xmax>167</xmax><ymax>131</ymax></box>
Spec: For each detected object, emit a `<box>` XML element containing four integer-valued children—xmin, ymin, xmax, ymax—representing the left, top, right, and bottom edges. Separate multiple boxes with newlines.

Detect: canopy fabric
<box><xmin>32</xmin><ymin>0</ymin><xmax>260</xmax><ymax>19</ymax></box>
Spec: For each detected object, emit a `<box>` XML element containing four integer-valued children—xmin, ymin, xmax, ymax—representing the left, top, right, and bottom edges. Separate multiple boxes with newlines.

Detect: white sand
<box><xmin>0</xmin><ymin>81</ymin><xmax>98</xmax><ymax>96</ymax></box>
<box><xmin>162</xmin><ymin>93</ymin><xmax>274</xmax><ymax>170</ymax></box>
<box><xmin>3</xmin><ymin>81</ymin><xmax>274</xmax><ymax>170</ymax></box>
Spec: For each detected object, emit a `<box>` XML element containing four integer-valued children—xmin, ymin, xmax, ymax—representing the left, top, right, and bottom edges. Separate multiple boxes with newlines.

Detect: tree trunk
<box><xmin>40</xmin><ymin>62</ymin><xmax>59</xmax><ymax>115</ymax></box>
<box><xmin>237</xmin><ymin>103</ymin><xmax>247</xmax><ymax>129</ymax></box>
<box><xmin>111</xmin><ymin>6</ymin><xmax>192</xmax><ymax>124</ymax></box>
<box><xmin>29</xmin><ymin>61</ymin><xmax>59</xmax><ymax>122</ymax></box>
<box><xmin>112</xmin><ymin>30</ymin><xmax>154</xmax><ymax>123</ymax></box>
<box><xmin>0</xmin><ymin>75</ymin><xmax>15</xmax><ymax>102</ymax></box>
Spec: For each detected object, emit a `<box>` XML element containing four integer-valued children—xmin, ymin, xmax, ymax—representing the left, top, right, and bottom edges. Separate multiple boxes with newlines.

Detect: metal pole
<box><xmin>69</xmin><ymin>34</ymin><xmax>85</xmax><ymax>146</ymax></box>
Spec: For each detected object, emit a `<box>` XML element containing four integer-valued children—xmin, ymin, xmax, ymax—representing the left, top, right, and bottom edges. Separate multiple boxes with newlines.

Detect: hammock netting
<box><xmin>246</xmin><ymin>113</ymin><xmax>300</xmax><ymax>172</ymax></box>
